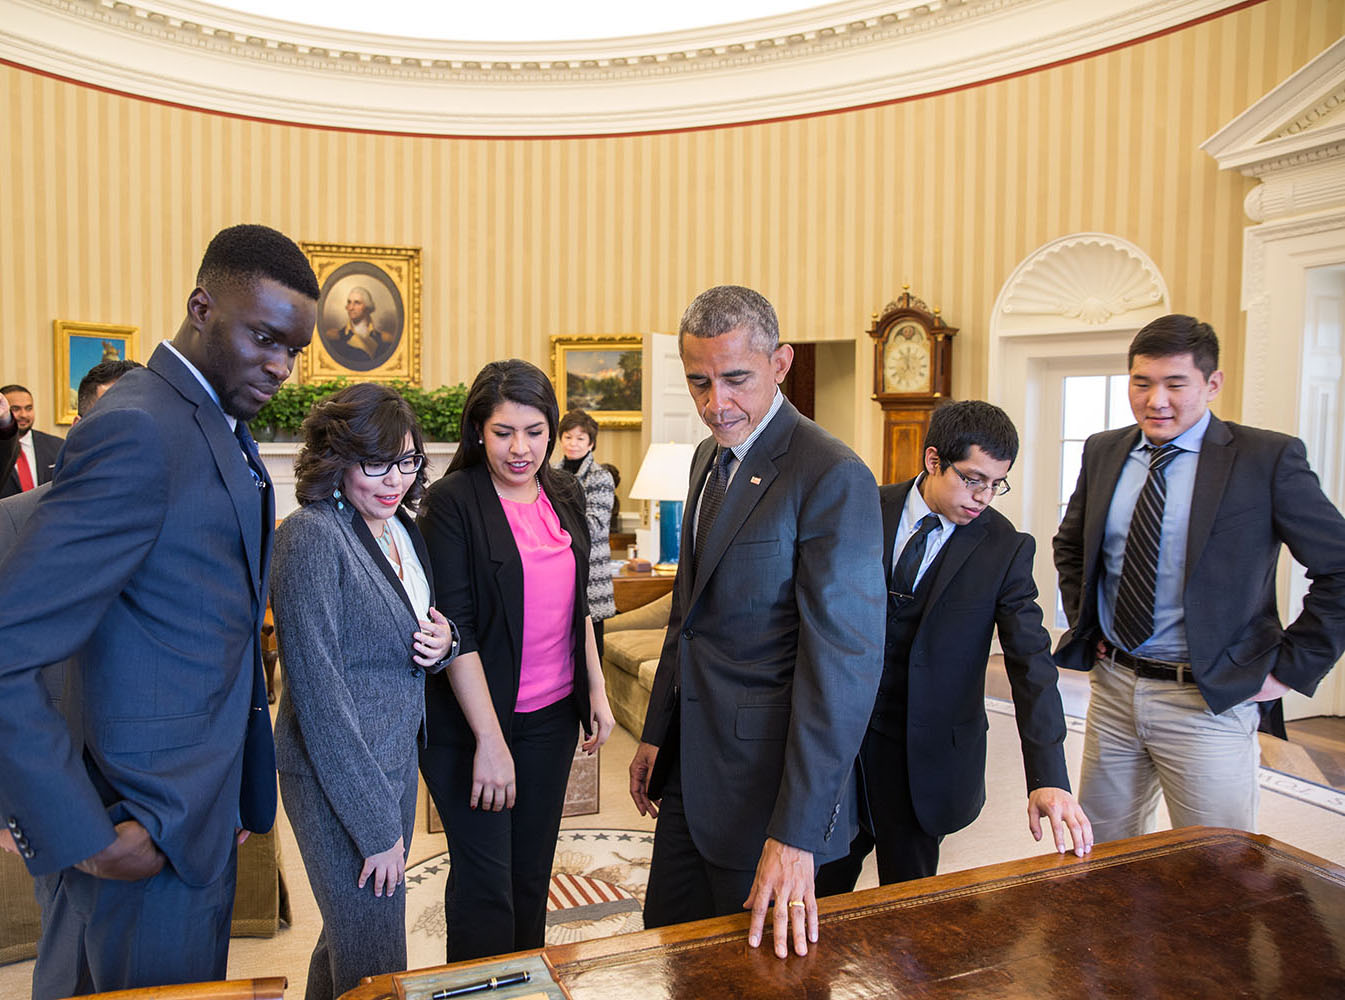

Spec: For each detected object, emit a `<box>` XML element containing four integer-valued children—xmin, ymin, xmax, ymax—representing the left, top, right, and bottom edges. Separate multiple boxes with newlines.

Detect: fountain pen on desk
<box><xmin>431</xmin><ymin>969</ymin><xmax>531</xmax><ymax>998</ymax></box>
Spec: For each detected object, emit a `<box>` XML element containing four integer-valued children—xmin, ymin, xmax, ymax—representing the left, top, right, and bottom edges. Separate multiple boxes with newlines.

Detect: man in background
<box><xmin>0</xmin><ymin>223</ymin><xmax>318</xmax><ymax>995</ymax></box>
<box><xmin>1</xmin><ymin>383</ymin><xmax>64</xmax><ymax>497</ymax></box>
<box><xmin>1053</xmin><ymin>314</ymin><xmax>1345</xmax><ymax>841</ymax></box>
<box><xmin>815</xmin><ymin>400</ymin><xmax>1090</xmax><ymax>898</ymax></box>
<box><xmin>630</xmin><ymin>285</ymin><xmax>886</xmax><ymax>959</ymax></box>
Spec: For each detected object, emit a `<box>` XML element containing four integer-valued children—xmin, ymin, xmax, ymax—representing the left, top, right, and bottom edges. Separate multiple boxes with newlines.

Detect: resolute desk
<box><xmin>342</xmin><ymin>828</ymin><xmax>1345</xmax><ymax>1000</ymax></box>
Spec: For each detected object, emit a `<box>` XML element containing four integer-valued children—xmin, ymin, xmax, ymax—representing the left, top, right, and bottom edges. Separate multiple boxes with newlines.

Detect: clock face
<box><xmin>883</xmin><ymin>322</ymin><xmax>931</xmax><ymax>393</ymax></box>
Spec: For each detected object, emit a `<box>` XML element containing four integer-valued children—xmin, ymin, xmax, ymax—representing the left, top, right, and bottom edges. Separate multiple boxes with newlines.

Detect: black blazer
<box><xmin>1053</xmin><ymin>415</ymin><xmax>1345</xmax><ymax>714</ymax></box>
<box><xmin>872</xmin><ymin>479</ymin><xmax>1070</xmax><ymax>837</ymax></box>
<box><xmin>418</xmin><ymin>462</ymin><xmax>593</xmax><ymax>746</ymax></box>
<box><xmin>1</xmin><ymin>428</ymin><xmax>63</xmax><ymax>497</ymax></box>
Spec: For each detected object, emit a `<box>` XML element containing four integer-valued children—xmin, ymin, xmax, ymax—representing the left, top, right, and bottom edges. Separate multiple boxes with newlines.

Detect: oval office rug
<box><xmin>405</xmin><ymin>828</ymin><xmax>653</xmax><ymax>969</ymax></box>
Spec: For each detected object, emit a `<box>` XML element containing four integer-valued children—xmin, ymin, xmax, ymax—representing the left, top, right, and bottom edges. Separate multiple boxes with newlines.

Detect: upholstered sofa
<box><xmin>602</xmin><ymin>591</ymin><xmax>672</xmax><ymax>738</ymax></box>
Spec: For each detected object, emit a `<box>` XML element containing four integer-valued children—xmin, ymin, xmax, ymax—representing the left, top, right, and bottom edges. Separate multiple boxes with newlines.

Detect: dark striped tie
<box><xmin>1112</xmin><ymin>442</ymin><xmax>1180</xmax><ymax>650</ymax></box>
<box><xmin>891</xmin><ymin>514</ymin><xmax>941</xmax><ymax>601</ymax></box>
<box><xmin>693</xmin><ymin>447</ymin><xmax>733</xmax><ymax>574</ymax></box>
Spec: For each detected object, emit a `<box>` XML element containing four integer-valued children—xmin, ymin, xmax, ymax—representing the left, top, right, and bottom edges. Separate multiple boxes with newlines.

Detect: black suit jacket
<box><xmin>641</xmin><ymin>399</ymin><xmax>886</xmax><ymax>869</ymax></box>
<box><xmin>418</xmin><ymin>462</ymin><xmax>593</xmax><ymax>746</ymax></box>
<box><xmin>870</xmin><ymin>479</ymin><xmax>1070</xmax><ymax>837</ymax></box>
<box><xmin>1</xmin><ymin>428</ymin><xmax>63</xmax><ymax>497</ymax></box>
<box><xmin>1053</xmin><ymin>415</ymin><xmax>1345</xmax><ymax>714</ymax></box>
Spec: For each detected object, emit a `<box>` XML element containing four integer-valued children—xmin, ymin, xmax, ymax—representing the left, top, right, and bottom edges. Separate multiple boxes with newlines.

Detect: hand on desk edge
<box><xmin>1028</xmin><ymin>786</ymin><xmax>1093</xmax><ymax>858</ymax></box>
<box><xmin>745</xmin><ymin>837</ymin><xmax>816</xmax><ymax>959</ymax></box>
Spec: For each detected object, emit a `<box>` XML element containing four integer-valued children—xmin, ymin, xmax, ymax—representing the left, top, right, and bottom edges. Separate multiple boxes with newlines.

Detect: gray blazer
<box><xmin>641</xmin><ymin>398</ymin><xmax>886</xmax><ymax>869</ymax></box>
<box><xmin>270</xmin><ymin>499</ymin><xmax>444</xmax><ymax>859</ymax></box>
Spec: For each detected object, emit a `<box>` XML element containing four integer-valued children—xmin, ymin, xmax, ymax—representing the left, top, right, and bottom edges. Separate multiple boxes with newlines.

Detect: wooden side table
<box><xmin>611</xmin><ymin>565</ymin><xmax>676</xmax><ymax>613</ymax></box>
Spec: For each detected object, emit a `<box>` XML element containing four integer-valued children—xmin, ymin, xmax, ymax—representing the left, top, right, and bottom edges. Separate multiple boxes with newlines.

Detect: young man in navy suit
<box><xmin>1053</xmin><ymin>315</ymin><xmax>1345</xmax><ymax>841</ymax></box>
<box><xmin>816</xmin><ymin>401</ymin><xmax>1091</xmax><ymax>896</ymax></box>
<box><xmin>0</xmin><ymin>224</ymin><xmax>318</xmax><ymax>995</ymax></box>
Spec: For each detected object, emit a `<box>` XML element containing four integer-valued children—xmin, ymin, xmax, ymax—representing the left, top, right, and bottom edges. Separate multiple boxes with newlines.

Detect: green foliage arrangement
<box><xmin>250</xmin><ymin>379</ymin><xmax>467</xmax><ymax>442</ymax></box>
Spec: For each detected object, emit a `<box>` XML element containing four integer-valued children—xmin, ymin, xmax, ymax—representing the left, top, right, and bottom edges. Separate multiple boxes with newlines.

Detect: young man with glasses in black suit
<box><xmin>817</xmin><ymin>400</ymin><xmax>1092</xmax><ymax>896</ymax></box>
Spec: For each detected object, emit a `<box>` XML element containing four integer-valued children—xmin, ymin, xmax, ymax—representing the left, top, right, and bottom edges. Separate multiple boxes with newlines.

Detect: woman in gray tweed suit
<box><xmin>270</xmin><ymin>383</ymin><xmax>457</xmax><ymax>1000</ymax></box>
<box><xmin>557</xmin><ymin>409</ymin><xmax>617</xmax><ymax>654</ymax></box>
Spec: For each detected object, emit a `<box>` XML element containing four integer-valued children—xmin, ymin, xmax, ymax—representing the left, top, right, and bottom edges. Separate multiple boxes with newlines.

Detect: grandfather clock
<box><xmin>867</xmin><ymin>288</ymin><xmax>956</xmax><ymax>484</ymax></box>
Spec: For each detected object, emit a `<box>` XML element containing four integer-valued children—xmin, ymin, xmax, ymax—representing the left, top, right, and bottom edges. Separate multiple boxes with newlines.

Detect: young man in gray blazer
<box><xmin>1054</xmin><ymin>314</ymin><xmax>1345</xmax><ymax>841</ymax></box>
<box><xmin>629</xmin><ymin>285</ymin><xmax>886</xmax><ymax>959</ymax></box>
<box><xmin>0</xmin><ymin>225</ymin><xmax>318</xmax><ymax>995</ymax></box>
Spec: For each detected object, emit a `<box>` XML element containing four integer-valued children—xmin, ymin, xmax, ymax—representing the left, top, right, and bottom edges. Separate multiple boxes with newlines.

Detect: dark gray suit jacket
<box><xmin>0</xmin><ymin>344</ymin><xmax>277</xmax><ymax>884</ymax></box>
<box><xmin>872</xmin><ymin>479</ymin><xmax>1069</xmax><ymax>837</ymax></box>
<box><xmin>641</xmin><ymin>399</ymin><xmax>886</xmax><ymax>869</ymax></box>
<box><xmin>1053</xmin><ymin>415</ymin><xmax>1345</xmax><ymax>714</ymax></box>
<box><xmin>1</xmin><ymin>428</ymin><xmax>63</xmax><ymax>497</ymax></box>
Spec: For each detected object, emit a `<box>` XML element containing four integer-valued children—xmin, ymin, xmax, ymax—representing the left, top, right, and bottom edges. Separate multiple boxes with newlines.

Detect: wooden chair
<box><xmin>72</xmin><ymin>976</ymin><xmax>286</xmax><ymax>1000</ymax></box>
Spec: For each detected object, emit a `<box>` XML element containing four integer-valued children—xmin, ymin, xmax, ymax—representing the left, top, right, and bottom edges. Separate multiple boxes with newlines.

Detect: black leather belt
<box><xmin>1106</xmin><ymin>644</ymin><xmax>1191</xmax><ymax>683</ymax></box>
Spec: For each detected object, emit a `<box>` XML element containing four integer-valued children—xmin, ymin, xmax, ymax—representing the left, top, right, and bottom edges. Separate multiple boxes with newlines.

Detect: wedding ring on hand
<box><xmin>788</xmin><ymin>900</ymin><xmax>805</xmax><ymax>908</ymax></box>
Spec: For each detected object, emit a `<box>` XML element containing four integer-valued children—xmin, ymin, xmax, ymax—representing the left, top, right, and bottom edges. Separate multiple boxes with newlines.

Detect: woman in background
<box><xmin>419</xmin><ymin>359</ymin><xmax>615</xmax><ymax>962</ymax></box>
<box><xmin>270</xmin><ymin>383</ymin><xmax>456</xmax><ymax>999</ymax></box>
<box><xmin>557</xmin><ymin>409</ymin><xmax>617</xmax><ymax>656</ymax></box>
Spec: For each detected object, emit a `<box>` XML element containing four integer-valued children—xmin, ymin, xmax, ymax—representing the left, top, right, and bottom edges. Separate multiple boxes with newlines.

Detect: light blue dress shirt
<box><xmin>892</xmin><ymin>474</ymin><xmax>957</xmax><ymax>589</ymax></box>
<box><xmin>1098</xmin><ymin>408</ymin><xmax>1211</xmax><ymax>661</ymax></box>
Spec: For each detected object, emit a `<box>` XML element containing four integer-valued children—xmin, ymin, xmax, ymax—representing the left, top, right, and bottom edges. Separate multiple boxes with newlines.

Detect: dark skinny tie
<box><xmin>694</xmin><ymin>447</ymin><xmax>733</xmax><ymax>574</ymax></box>
<box><xmin>1112</xmin><ymin>443</ymin><xmax>1180</xmax><ymax>651</ymax></box>
<box><xmin>891</xmin><ymin>513</ymin><xmax>941</xmax><ymax>601</ymax></box>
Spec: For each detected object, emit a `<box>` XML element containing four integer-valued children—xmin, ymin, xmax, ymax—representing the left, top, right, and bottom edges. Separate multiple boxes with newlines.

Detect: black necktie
<box><xmin>235</xmin><ymin>421</ymin><xmax>267</xmax><ymax>490</ymax></box>
<box><xmin>892</xmin><ymin>513</ymin><xmax>941</xmax><ymax>601</ymax></box>
<box><xmin>1112</xmin><ymin>443</ymin><xmax>1180</xmax><ymax>650</ymax></box>
<box><xmin>694</xmin><ymin>447</ymin><xmax>733</xmax><ymax>574</ymax></box>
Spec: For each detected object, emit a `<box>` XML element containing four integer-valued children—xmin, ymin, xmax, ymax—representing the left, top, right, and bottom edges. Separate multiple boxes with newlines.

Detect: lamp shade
<box><xmin>627</xmin><ymin>442</ymin><xmax>697</xmax><ymax>502</ymax></box>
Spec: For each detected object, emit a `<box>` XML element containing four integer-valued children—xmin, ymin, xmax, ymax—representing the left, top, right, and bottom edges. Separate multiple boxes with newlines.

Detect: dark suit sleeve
<box><xmin>765</xmin><ymin>456</ymin><xmax>886</xmax><ymax>853</ymax></box>
<box><xmin>0</xmin><ymin>407</ymin><xmax>170</xmax><ymax>872</ymax></box>
<box><xmin>995</xmin><ymin>533</ymin><xmax>1071</xmax><ymax>793</ymax></box>
<box><xmin>1053</xmin><ymin>447</ymin><xmax>1089</xmax><ymax>628</ymax></box>
<box><xmin>640</xmin><ymin>578</ymin><xmax>687</xmax><ymax>749</ymax></box>
<box><xmin>419</xmin><ymin>484</ymin><xmax>480</xmax><ymax>658</ymax></box>
<box><xmin>1268</xmin><ymin>437</ymin><xmax>1345</xmax><ymax>695</ymax></box>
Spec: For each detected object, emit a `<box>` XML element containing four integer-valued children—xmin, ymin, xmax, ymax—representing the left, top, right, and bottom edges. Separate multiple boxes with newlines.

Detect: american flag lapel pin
<box><xmin>750</xmin><ymin>476</ymin><xmax>761</xmax><ymax>485</ymax></box>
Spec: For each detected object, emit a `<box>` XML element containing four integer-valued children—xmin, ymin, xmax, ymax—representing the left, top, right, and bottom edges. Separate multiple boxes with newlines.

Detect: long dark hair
<box><xmin>449</xmin><ymin>359</ymin><xmax>565</xmax><ymax>499</ymax></box>
<box><xmin>294</xmin><ymin>382</ymin><xmax>429</xmax><ymax>511</ymax></box>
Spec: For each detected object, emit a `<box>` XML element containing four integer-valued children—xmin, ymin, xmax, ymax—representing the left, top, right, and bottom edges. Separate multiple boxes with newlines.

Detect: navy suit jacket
<box><xmin>1053</xmin><ymin>415</ymin><xmax>1345</xmax><ymax>714</ymax></box>
<box><xmin>0</xmin><ymin>344</ymin><xmax>277</xmax><ymax>885</ymax></box>
<box><xmin>1</xmin><ymin>427</ymin><xmax>63</xmax><ymax>497</ymax></box>
<box><xmin>641</xmin><ymin>399</ymin><xmax>886</xmax><ymax>869</ymax></box>
<box><xmin>870</xmin><ymin>479</ymin><xmax>1070</xmax><ymax>837</ymax></box>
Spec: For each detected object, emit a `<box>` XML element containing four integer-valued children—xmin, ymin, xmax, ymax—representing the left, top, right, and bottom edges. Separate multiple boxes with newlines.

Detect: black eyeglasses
<box><xmin>948</xmin><ymin>463</ymin><xmax>1011</xmax><ymax>499</ymax></box>
<box><xmin>359</xmin><ymin>454</ymin><xmax>425</xmax><ymax>477</ymax></box>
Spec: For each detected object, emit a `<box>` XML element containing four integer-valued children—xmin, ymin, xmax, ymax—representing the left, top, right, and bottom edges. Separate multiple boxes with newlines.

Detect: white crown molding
<box><xmin>1203</xmin><ymin>36</ymin><xmax>1345</xmax><ymax>181</ymax></box>
<box><xmin>4</xmin><ymin>0</ymin><xmax>1243</xmax><ymax>135</ymax></box>
<box><xmin>992</xmin><ymin>233</ymin><xmax>1169</xmax><ymax>334</ymax></box>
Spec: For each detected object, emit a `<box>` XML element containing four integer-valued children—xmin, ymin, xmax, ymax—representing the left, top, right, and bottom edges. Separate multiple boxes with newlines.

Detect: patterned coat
<box><xmin>563</xmin><ymin>451</ymin><xmax>616</xmax><ymax>622</ymax></box>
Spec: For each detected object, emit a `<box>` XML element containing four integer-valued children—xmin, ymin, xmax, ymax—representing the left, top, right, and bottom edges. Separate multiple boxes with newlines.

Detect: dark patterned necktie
<box><xmin>235</xmin><ymin>421</ymin><xmax>267</xmax><ymax>490</ymax></box>
<box><xmin>1112</xmin><ymin>443</ymin><xmax>1180</xmax><ymax>650</ymax></box>
<box><xmin>891</xmin><ymin>513</ymin><xmax>941</xmax><ymax>600</ymax></box>
<box><xmin>693</xmin><ymin>447</ymin><xmax>733</xmax><ymax>574</ymax></box>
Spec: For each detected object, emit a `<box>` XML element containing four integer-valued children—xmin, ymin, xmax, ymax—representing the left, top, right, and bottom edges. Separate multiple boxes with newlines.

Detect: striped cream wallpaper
<box><xmin>1</xmin><ymin>0</ymin><xmax>1342</xmax><ymax>488</ymax></box>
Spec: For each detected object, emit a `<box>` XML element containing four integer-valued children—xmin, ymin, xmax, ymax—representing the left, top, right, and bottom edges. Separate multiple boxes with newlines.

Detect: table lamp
<box><xmin>627</xmin><ymin>442</ymin><xmax>696</xmax><ymax>572</ymax></box>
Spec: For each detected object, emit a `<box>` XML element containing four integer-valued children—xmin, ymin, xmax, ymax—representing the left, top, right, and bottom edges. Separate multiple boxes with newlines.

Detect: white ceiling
<box><xmin>201</xmin><ymin>0</ymin><xmax>817</xmax><ymax>42</ymax></box>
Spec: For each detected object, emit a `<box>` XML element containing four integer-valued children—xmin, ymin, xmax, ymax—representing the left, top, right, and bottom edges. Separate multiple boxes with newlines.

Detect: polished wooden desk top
<box><xmin>344</xmin><ymin>829</ymin><xmax>1345</xmax><ymax>1000</ymax></box>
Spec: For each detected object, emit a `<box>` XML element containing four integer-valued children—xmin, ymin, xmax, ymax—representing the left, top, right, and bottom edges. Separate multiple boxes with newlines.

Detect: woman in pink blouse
<box><xmin>418</xmin><ymin>359</ymin><xmax>615</xmax><ymax>962</ymax></box>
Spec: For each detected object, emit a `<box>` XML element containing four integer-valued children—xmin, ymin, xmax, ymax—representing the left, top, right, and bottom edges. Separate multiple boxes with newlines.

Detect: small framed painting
<box><xmin>550</xmin><ymin>335</ymin><xmax>642</xmax><ymax>429</ymax></box>
<box><xmin>53</xmin><ymin>320</ymin><xmax>138</xmax><ymax>424</ymax></box>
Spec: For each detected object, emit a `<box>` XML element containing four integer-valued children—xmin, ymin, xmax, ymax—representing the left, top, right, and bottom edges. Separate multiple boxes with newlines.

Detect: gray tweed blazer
<box><xmin>270</xmin><ymin>499</ymin><xmax>445</xmax><ymax>858</ymax></box>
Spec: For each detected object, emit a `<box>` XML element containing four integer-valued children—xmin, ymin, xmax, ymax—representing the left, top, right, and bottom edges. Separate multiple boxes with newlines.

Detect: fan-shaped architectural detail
<box><xmin>1000</xmin><ymin>236</ymin><xmax>1164</xmax><ymax>324</ymax></box>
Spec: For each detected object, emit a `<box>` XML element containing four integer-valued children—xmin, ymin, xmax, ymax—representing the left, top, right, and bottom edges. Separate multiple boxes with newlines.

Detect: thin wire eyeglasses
<box><xmin>359</xmin><ymin>454</ymin><xmax>425</xmax><ymax>478</ymax></box>
<box><xmin>949</xmin><ymin>463</ymin><xmax>1011</xmax><ymax>499</ymax></box>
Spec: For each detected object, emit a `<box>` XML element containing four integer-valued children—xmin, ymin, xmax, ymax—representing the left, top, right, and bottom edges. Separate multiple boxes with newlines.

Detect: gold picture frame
<box><xmin>550</xmin><ymin>335</ymin><xmax>643</xmax><ymax>429</ymax></box>
<box><xmin>299</xmin><ymin>242</ymin><xmax>422</xmax><ymax>385</ymax></box>
<box><xmin>53</xmin><ymin>320</ymin><xmax>138</xmax><ymax>424</ymax></box>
